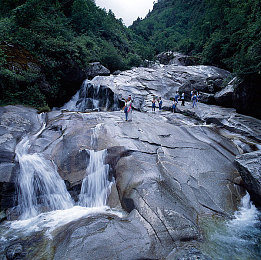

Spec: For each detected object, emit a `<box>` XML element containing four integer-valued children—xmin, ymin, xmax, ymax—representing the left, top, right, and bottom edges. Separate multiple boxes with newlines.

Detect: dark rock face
<box><xmin>233</xmin><ymin>73</ymin><xmax>261</xmax><ymax>119</ymax></box>
<box><xmin>85</xmin><ymin>62</ymin><xmax>111</xmax><ymax>79</ymax></box>
<box><xmin>206</xmin><ymin>74</ymin><xmax>261</xmax><ymax>119</ymax></box>
<box><xmin>156</xmin><ymin>52</ymin><xmax>199</xmax><ymax>66</ymax></box>
<box><xmin>234</xmin><ymin>151</ymin><xmax>261</xmax><ymax>206</ymax></box>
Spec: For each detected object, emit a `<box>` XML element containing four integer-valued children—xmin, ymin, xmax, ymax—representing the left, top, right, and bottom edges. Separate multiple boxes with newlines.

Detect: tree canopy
<box><xmin>131</xmin><ymin>0</ymin><xmax>261</xmax><ymax>74</ymax></box>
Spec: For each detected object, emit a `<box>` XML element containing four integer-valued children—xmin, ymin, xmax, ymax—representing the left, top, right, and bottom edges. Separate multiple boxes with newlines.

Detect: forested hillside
<box><xmin>131</xmin><ymin>0</ymin><xmax>261</xmax><ymax>74</ymax></box>
<box><xmin>0</xmin><ymin>0</ymin><xmax>145</xmax><ymax>108</ymax></box>
<box><xmin>1</xmin><ymin>0</ymin><xmax>260</xmax><ymax>109</ymax></box>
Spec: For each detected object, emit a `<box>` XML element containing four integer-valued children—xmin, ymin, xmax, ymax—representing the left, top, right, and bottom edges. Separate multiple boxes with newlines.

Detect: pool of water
<box><xmin>200</xmin><ymin>193</ymin><xmax>261</xmax><ymax>260</ymax></box>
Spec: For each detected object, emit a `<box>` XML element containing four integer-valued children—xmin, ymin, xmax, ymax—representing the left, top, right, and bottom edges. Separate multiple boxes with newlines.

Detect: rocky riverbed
<box><xmin>1</xmin><ymin>62</ymin><xmax>261</xmax><ymax>259</ymax></box>
<box><xmin>1</xmin><ymin>100</ymin><xmax>260</xmax><ymax>259</ymax></box>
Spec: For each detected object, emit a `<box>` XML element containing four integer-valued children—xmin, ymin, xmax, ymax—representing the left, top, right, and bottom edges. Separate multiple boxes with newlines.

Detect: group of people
<box><xmin>123</xmin><ymin>89</ymin><xmax>200</xmax><ymax>121</ymax></box>
<box><xmin>152</xmin><ymin>97</ymin><xmax>163</xmax><ymax>112</ymax></box>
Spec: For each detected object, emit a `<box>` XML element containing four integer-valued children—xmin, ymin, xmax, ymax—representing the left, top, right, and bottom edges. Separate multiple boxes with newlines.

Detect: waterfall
<box><xmin>78</xmin><ymin>149</ymin><xmax>112</xmax><ymax>208</ymax></box>
<box><xmin>62</xmin><ymin>79</ymin><xmax>121</xmax><ymax>112</ymax></box>
<box><xmin>201</xmin><ymin>192</ymin><xmax>261</xmax><ymax>259</ymax></box>
<box><xmin>15</xmin><ymin>117</ymin><xmax>74</xmax><ymax>220</ymax></box>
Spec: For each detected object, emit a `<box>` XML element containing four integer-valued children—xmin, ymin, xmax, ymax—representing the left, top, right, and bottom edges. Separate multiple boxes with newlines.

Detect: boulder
<box><xmin>234</xmin><ymin>150</ymin><xmax>261</xmax><ymax>205</ymax></box>
<box><xmin>65</xmin><ymin>64</ymin><xmax>231</xmax><ymax>112</ymax></box>
<box><xmin>214</xmin><ymin>82</ymin><xmax>234</xmax><ymax>106</ymax></box>
<box><xmin>156</xmin><ymin>51</ymin><xmax>199</xmax><ymax>66</ymax></box>
<box><xmin>199</xmin><ymin>92</ymin><xmax>215</xmax><ymax>104</ymax></box>
<box><xmin>85</xmin><ymin>62</ymin><xmax>111</xmax><ymax>79</ymax></box>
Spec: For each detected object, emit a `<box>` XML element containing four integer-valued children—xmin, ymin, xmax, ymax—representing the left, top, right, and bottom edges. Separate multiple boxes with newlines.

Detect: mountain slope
<box><xmin>0</xmin><ymin>0</ymin><xmax>142</xmax><ymax>108</ymax></box>
<box><xmin>131</xmin><ymin>0</ymin><xmax>261</xmax><ymax>74</ymax></box>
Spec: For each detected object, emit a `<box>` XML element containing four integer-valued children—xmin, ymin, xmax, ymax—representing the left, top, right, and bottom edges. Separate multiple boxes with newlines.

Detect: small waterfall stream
<box><xmin>62</xmin><ymin>79</ymin><xmax>121</xmax><ymax>112</ymax></box>
<box><xmin>201</xmin><ymin>192</ymin><xmax>261</xmax><ymax>259</ymax></box>
<box><xmin>78</xmin><ymin>123</ymin><xmax>113</xmax><ymax>208</ymax></box>
<box><xmin>15</xmin><ymin>116</ymin><xmax>74</xmax><ymax>220</ymax></box>
<box><xmin>78</xmin><ymin>149</ymin><xmax>111</xmax><ymax>208</ymax></box>
<box><xmin>14</xmin><ymin>116</ymin><xmax>113</xmax><ymax>220</ymax></box>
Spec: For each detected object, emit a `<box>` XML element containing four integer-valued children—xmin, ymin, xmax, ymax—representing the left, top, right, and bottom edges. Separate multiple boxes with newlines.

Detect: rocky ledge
<box><xmin>0</xmin><ymin>103</ymin><xmax>250</xmax><ymax>259</ymax></box>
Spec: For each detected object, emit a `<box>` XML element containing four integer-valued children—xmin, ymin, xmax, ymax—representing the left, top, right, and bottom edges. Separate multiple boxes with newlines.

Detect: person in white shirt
<box><xmin>124</xmin><ymin>95</ymin><xmax>132</xmax><ymax>121</ymax></box>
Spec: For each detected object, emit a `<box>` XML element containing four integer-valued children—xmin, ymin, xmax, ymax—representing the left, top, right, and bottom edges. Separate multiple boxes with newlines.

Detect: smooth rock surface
<box><xmin>234</xmin><ymin>150</ymin><xmax>261</xmax><ymax>205</ymax></box>
<box><xmin>0</xmin><ymin>105</ymin><xmax>246</xmax><ymax>259</ymax></box>
<box><xmin>89</xmin><ymin>64</ymin><xmax>230</xmax><ymax>111</ymax></box>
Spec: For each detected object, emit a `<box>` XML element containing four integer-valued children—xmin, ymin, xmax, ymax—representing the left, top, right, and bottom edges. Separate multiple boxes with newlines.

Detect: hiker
<box><xmin>196</xmin><ymin>92</ymin><xmax>200</xmax><ymax>102</ymax></box>
<box><xmin>175</xmin><ymin>91</ymin><xmax>180</xmax><ymax>103</ymax></box>
<box><xmin>158</xmin><ymin>97</ymin><xmax>163</xmax><ymax>111</ymax></box>
<box><xmin>192</xmin><ymin>93</ymin><xmax>197</xmax><ymax>108</ymax></box>
<box><xmin>152</xmin><ymin>97</ymin><xmax>156</xmax><ymax>112</ymax></box>
<box><xmin>172</xmin><ymin>99</ymin><xmax>177</xmax><ymax>113</ymax></box>
<box><xmin>124</xmin><ymin>95</ymin><xmax>132</xmax><ymax>121</ymax></box>
<box><xmin>181</xmin><ymin>92</ymin><xmax>185</xmax><ymax>106</ymax></box>
<box><xmin>190</xmin><ymin>90</ymin><xmax>194</xmax><ymax>100</ymax></box>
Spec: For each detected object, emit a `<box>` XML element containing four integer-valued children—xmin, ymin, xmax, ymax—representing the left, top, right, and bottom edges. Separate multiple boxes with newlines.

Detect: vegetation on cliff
<box><xmin>131</xmin><ymin>0</ymin><xmax>261</xmax><ymax>74</ymax></box>
<box><xmin>0</xmin><ymin>0</ymin><xmax>143</xmax><ymax>107</ymax></box>
<box><xmin>0</xmin><ymin>0</ymin><xmax>260</xmax><ymax>108</ymax></box>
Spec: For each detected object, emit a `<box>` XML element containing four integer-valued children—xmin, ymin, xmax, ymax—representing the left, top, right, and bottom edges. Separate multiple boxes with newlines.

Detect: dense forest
<box><xmin>0</xmin><ymin>0</ymin><xmax>260</xmax><ymax>109</ymax></box>
<box><xmin>0</xmin><ymin>0</ymin><xmax>146</xmax><ymax>108</ymax></box>
<box><xmin>132</xmin><ymin>0</ymin><xmax>261</xmax><ymax>74</ymax></box>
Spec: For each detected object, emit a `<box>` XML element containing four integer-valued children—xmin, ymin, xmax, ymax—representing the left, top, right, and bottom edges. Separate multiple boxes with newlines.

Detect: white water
<box><xmin>15</xmin><ymin>118</ymin><xmax>74</xmax><ymax>220</ymax></box>
<box><xmin>78</xmin><ymin>149</ymin><xmax>112</xmax><ymax>207</ymax></box>
<box><xmin>201</xmin><ymin>193</ymin><xmax>261</xmax><ymax>259</ymax></box>
<box><xmin>62</xmin><ymin>79</ymin><xmax>120</xmax><ymax>112</ymax></box>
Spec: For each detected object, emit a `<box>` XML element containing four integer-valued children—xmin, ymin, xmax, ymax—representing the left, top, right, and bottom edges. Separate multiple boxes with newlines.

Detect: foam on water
<box><xmin>78</xmin><ymin>149</ymin><xmax>112</xmax><ymax>208</ymax></box>
<box><xmin>201</xmin><ymin>193</ymin><xmax>261</xmax><ymax>260</ymax></box>
<box><xmin>15</xmin><ymin>117</ymin><xmax>74</xmax><ymax>220</ymax></box>
<box><xmin>0</xmin><ymin>206</ymin><xmax>124</xmax><ymax>243</ymax></box>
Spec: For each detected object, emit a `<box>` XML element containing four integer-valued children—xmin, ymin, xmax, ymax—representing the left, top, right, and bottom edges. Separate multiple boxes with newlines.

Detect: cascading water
<box><xmin>15</xmin><ymin>116</ymin><xmax>74</xmax><ymax>220</ymax></box>
<box><xmin>201</xmin><ymin>192</ymin><xmax>261</xmax><ymax>259</ymax></box>
<box><xmin>78</xmin><ymin>149</ymin><xmax>112</xmax><ymax>208</ymax></box>
<box><xmin>62</xmin><ymin>79</ymin><xmax>121</xmax><ymax>112</ymax></box>
<box><xmin>78</xmin><ymin>123</ymin><xmax>113</xmax><ymax>207</ymax></box>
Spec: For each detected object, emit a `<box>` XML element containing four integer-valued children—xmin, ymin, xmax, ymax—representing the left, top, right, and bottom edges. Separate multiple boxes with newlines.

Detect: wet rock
<box><xmin>234</xmin><ymin>151</ymin><xmax>261</xmax><ymax>205</ymax></box>
<box><xmin>53</xmin><ymin>211</ymin><xmax>159</xmax><ymax>260</ymax></box>
<box><xmin>5</xmin><ymin>243</ymin><xmax>24</xmax><ymax>260</ymax></box>
<box><xmin>199</xmin><ymin>93</ymin><xmax>215</xmax><ymax>104</ymax></box>
<box><xmin>85</xmin><ymin>62</ymin><xmax>110</xmax><ymax>79</ymax></box>
<box><xmin>0</xmin><ymin>106</ymin><xmax>42</xmax><ymax>212</ymax></box>
<box><xmin>0</xmin><ymin>210</ymin><xmax>6</xmax><ymax>222</ymax></box>
<box><xmin>0</xmin><ymin>105</ymin><xmax>254</xmax><ymax>259</ymax></box>
<box><xmin>166</xmin><ymin>246</ymin><xmax>212</xmax><ymax>260</ymax></box>
<box><xmin>177</xmin><ymin>102</ymin><xmax>261</xmax><ymax>146</ymax></box>
<box><xmin>214</xmin><ymin>79</ymin><xmax>235</xmax><ymax>107</ymax></box>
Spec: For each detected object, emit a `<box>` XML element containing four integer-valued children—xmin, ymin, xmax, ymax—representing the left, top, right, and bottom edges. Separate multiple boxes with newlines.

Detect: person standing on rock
<box><xmin>152</xmin><ymin>97</ymin><xmax>156</xmax><ymax>112</ymax></box>
<box><xmin>172</xmin><ymin>99</ymin><xmax>177</xmax><ymax>113</ymax></box>
<box><xmin>192</xmin><ymin>93</ymin><xmax>197</xmax><ymax>108</ymax></box>
<box><xmin>181</xmin><ymin>92</ymin><xmax>185</xmax><ymax>106</ymax></box>
<box><xmin>158</xmin><ymin>97</ymin><xmax>163</xmax><ymax>111</ymax></box>
<box><xmin>175</xmin><ymin>91</ymin><xmax>180</xmax><ymax>103</ymax></box>
<box><xmin>124</xmin><ymin>95</ymin><xmax>132</xmax><ymax>121</ymax></box>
